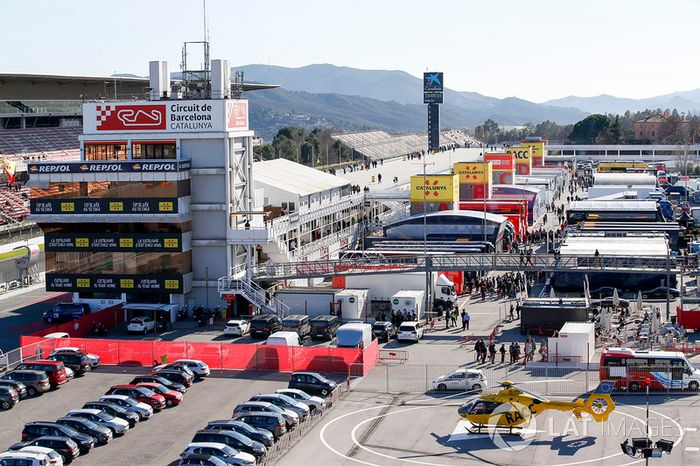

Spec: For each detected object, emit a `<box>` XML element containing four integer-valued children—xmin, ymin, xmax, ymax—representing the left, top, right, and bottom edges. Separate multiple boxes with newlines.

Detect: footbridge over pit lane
<box><xmin>239</xmin><ymin>253</ymin><xmax>690</xmax><ymax>281</ymax></box>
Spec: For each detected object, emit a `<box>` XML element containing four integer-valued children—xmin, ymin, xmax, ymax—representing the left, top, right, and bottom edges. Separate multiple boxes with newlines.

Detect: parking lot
<box><xmin>0</xmin><ymin>368</ymin><xmax>310</xmax><ymax>465</ymax></box>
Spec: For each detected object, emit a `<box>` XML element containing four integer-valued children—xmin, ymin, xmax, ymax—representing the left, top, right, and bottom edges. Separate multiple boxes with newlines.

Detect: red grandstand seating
<box><xmin>0</xmin><ymin>127</ymin><xmax>81</xmax><ymax>161</ymax></box>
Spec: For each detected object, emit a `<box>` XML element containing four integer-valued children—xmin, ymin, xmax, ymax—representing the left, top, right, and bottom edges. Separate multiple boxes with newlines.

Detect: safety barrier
<box><xmin>19</xmin><ymin>335</ymin><xmax>379</xmax><ymax>376</ymax></box>
<box><xmin>29</xmin><ymin>303</ymin><xmax>125</xmax><ymax>338</ymax></box>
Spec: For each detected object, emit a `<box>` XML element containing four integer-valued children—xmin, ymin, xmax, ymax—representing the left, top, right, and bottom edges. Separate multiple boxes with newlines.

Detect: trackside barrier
<box><xmin>30</xmin><ymin>304</ymin><xmax>125</xmax><ymax>338</ymax></box>
<box><xmin>19</xmin><ymin>335</ymin><xmax>380</xmax><ymax>376</ymax></box>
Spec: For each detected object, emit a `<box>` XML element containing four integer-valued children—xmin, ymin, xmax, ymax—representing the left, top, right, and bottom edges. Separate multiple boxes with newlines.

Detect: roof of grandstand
<box><xmin>253</xmin><ymin>158</ymin><xmax>350</xmax><ymax>196</ymax></box>
<box><xmin>332</xmin><ymin>129</ymin><xmax>480</xmax><ymax>161</ymax></box>
<box><xmin>0</xmin><ymin>127</ymin><xmax>81</xmax><ymax>162</ymax></box>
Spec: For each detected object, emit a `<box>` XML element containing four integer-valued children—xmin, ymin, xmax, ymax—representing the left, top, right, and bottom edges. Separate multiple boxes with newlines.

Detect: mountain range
<box><xmin>543</xmin><ymin>90</ymin><xmax>700</xmax><ymax>115</ymax></box>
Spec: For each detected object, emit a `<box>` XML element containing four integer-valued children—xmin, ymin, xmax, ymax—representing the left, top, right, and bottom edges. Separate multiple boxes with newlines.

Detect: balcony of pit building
<box><xmin>226</xmin><ymin>158</ymin><xmax>365</xmax><ymax>264</ymax></box>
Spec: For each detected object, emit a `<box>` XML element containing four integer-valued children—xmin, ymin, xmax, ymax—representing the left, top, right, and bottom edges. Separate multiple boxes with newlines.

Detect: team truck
<box><xmin>341</xmin><ymin>272</ymin><xmax>457</xmax><ymax>320</ymax></box>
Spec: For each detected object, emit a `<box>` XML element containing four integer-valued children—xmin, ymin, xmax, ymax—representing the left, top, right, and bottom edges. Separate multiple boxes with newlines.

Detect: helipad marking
<box><xmin>685</xmin><ymin>446</ymin><xmax>700</xmax><ymax>452</ymax></box>
<box><xmin>447</xmin><ymin>420</ymin><xmax>543</xmax><ymax>442</ymax></box>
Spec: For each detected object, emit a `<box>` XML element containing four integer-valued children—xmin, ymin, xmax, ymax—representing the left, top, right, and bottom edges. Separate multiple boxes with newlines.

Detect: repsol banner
<box><xmin>31</xmin><ymin>198</ymin><xmax>178</xmax><ymax>215</ymax></box>
<box><xmin>45</xmin><ymin>233</ymin><xmax>183</xmax><ymax>252</ymax></box>
<box><xmin>46</xmin><ymin>273</ymin><xmax>183</xmax><ymax>293</ymax></box>
<box><xmin>28</xmin><ymin>160</ymin><xmax>191</xmax><ymax>174</ymax></box>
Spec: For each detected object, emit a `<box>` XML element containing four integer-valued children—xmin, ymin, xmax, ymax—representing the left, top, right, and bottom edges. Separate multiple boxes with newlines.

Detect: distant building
<box><xmin>634</xmin><ymin>114</ymin><xmax>688</xmax><ymax>143</ymax></box>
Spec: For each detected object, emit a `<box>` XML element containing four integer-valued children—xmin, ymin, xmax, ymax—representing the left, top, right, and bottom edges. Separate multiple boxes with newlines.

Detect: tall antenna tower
<box><xmin>180</xmin><ymin>0</ymin><xmax>211</xmax><ymax>99</ymax></box>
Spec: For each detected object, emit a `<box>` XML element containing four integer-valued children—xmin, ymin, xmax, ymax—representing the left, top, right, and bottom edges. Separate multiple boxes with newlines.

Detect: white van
<box><xmin>336</xmin><ymin>323</ymin><xmax>373</xmax><ymax>349</ymax></box>
<box><xmin>266</xmin><ymin>331</ymin><xmax>301</xmax><ymax>346</ymax></box>
<box><xmin>397</xmin><ymin>321</ymin><xmax>424</xmax><ymax>342</ymax></box>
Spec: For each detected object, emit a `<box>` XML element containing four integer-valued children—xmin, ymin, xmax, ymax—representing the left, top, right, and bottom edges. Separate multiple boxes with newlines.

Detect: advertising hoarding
<box><xmin>31</xmin><ymin>198</ymin><xmax>178</xmax><ymax>215</ymax></box>
<box><xmin>454</xmin><ymin>162</ymin><xmax>493</xmax><ymax>185</ymax></box>
<box><xmin>45</xmin><ymin>233</ymin><xmax>183</xmax><ymax>252</ymax></box>
<box><xmin>410</xmin><ymin>174</ymin><xmax>458</xmax><ymax>202</ymax></box>
<box><xmin>46</xmin><ymin>273</ymin><xmax>184</xmax><ymax>293</ymax></box>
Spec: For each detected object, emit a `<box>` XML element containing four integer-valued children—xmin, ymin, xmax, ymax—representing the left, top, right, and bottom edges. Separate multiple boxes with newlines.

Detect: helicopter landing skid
<box><xmin>465</xmin><ymin>423</ymin><xmax>522</xmax><ymax>436</ymax></box>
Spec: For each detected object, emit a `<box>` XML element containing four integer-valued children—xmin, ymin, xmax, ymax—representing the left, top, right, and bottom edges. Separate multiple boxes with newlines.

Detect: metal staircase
<box><xmin>217</xmin><ymin>276</ymin><xmax>289</xmax><ymax>318</ymax></box>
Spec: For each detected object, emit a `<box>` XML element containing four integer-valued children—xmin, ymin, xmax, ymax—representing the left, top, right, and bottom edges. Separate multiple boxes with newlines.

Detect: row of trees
<box><xmin>254</xmin><ymin>127</ymin><xmax>353</xmax><ymax>166</ymax></box>
<box><xmin>473</xmin><ymin>109</ymin><xmax>700</xmax><ymax>145</ymax></box>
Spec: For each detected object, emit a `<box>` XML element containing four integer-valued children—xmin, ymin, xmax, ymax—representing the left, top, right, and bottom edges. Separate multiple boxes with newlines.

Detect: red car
<box><xmin>135</xmin><ymin>382</ymin><xmax>183</xmax><ymax>407</ymax></box>
<box><xmin>15</xmin><ymin>360</ymin><xmax>68</xmax><ymax>388</ymax></box>
<box><xmin>105</xmin><ymin>385</ymin><xmax>166</xmax><ymax>411</ymax></box>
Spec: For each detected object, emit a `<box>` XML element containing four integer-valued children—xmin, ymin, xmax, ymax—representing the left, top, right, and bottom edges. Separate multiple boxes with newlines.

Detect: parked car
<box><xmin>152</xmin><ymin>362</ymin><xmax>197</xmax><ymax>379</ymax></box>
<box><xmin>233</xmin><ymin>402</ymin><xmax>298</xmax><ymax>429</ymax></box>
<box><xmin>48</xmin><ymin>348</ymin><xmax>100</xmax><ymax>368</ymax></box>
<box><xmin>127</xmin><ymin>317</ymin><xmax>155</xmax><ymax>334</ymax></box>
<box><xmin>64</xmin><ymin>367</ymin><xmax>75</xmax><ymax>381</ymax></box>
<box><xmin>275</xmin><ymin>388</ymin><xmax>326</xmax><ymax>413</ymax></box>
<box><xmin>224</xmin><ymin>320</ymin><xmax>250</xmax><ymax>337</ymax></box>
<box><xmin>9</xmin><ymin>436</ymin><xmax>80</xmax><ymax>464</ymax></box>
<box><xmin>82</xmin><ymin>401</ymin><xmax>140</xmax><ymax>428</ymax></box>
<box><xmin>205</xmin><ymin>420</ymin><xmax>274</xmax><ymax>447</ymax></box>
<box><xmin>642</xmin><ymin>287</ymin><xmax>681</xmax><ymax>299</ymax></box>
<box><xmin>104</xmin><ymin>385</ymin><xmax>165</xmax><ymax>411</ymax></box>
<box><xmin>21</xmin><ymin>422</ymin><xmax>95</xmax><ymax>454</ymax></box>
<box><xmin>151</xmin><ymin>369</ymin><xmax>194</xmax><ymax>388</ymax></box>
<box><xmin>0</xmin><ymin>451</ymin><xmax>53</xmax><ymax>466</ymax></box>
<box><xmin>65</xmin><ymin>409</ymin><xmax>129</xmax><ymax>435</ymax></box>
<box><xmin>55</xmin><ymin>417</ymin><xmax>112</xmax><ymax>445</ymax></box>
<box><xmin>265</xmin><ymin>331</ymin><xmax>300</xmax><ymax>347</ymax></box>
<box><xmin>179</xmin><ymin>453</ymin><xmax>228</xmax><ymax>466</ymax></box>
<box><xmin>310</xmin><ymin>315</ymin><xmax>339</xmax><ymax>340</ymax></box>
<box><xmin>596</xmin><ymin>297</ymin><xmax>630</xmax><ymax>309</ymax></box>
<box><xmin>14</xmin><ymin>361</ymin><xmax>68</xmax><ymax>388</ymax></box>
<box><xmin>397</xmin><ymin>321</ymin><xmax>424</xmax><ymax>342</ymax></box>
<box><xmin>230</xmin><ymin>412</ymin><xmax>286</xmax><ymax>440</ymax></box>
<box><xmin>249</xmin><ymin>393</ymin><xmax>309</xmax><ymax>420</ymax></box>
<box><xmin>48</xmin><ymin>353</ymin><xmax>90</xmax><ymax>376</ymax></box>
<box><xmin>191</xmin><ymin>430</ymin><xmax>266</xmax><ymax>460</ymax></box>
<box><xmin>171</xmin><ymin>359</ymin><xmax>210</xmax><ymax>378</ymax></box>
<box><xmin>180</xmin><ymin>442</ymin><xmax>256</xmax><ymax>465</ymax></box>
<box><xmin>281</xmin><ymin>315</ymin><xmax>311</xmax><ymax>340</ymax></box>
<box><xmin>42</xmin><ymin>303</ymin><xmax>90</xmax><ymax>324</ymax></box>
<box><xmin>249</xmin><ymin>315</ymin><xmax>282</xmax><ymax>339</ymax></box>
<box><xmin>432</xmin><ymin>368</ymin><xmax>487</xmax><ymax>391</ymax></box>
<box><xmin>129</xmin><ymin>375</ymin><xmax>186</xmax><ymax>393</ymax></box>
<box><xmin>0</xmin><ymin>379</ymin><xmax>27</xmax><ymax>399</ymax></box>
<box><xmin>288</xmin><ymin>372</ymin><xmax>337</xmax><ymax>397</ymax></box>
<box><xmin>0</xmin><ymin>385</ymin><xmax>19</xmax><ymax>410</ymax></box>
<box><xmin>371</xmin><ymin>321</ymin><xmax>397</xmax><ymax>342</ymax></box>
<box><xmin>16</xmin><ymin>446</ymin><xmax>64</xmax><ymax>466</ymax></box>
<box><xmin>98</xmin><ymin>395</ymin><xmax>153</xmax><ymax>420</ymax></box>
<box><xmin>134</xmin><ymin>382</ymin><xmax>183</xmax><ymax>407</ymax></box>
<box><xmin>589</xmin><ymin>287</ymin><xmax>619</xmax><ymax>299</ymax></box>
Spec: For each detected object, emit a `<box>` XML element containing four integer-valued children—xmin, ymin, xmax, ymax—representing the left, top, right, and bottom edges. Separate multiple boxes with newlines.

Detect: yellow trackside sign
<box><xmin>410</xmin><ymin>174</ymin><xmax>458</xmax><ymax>202</ymax></box>
<box><xmin>525</xmin><ymin>141</ymin><xmax>546</xmax><ymax>163</ymax></box>
<box><xmin>454</xmin><ymin>162</ymin><xmax>492</xmax><ymax>185</ymax></box>
<box><xmin>506</xmin><ymin>145</ymin><xmax>532</xmax><ymax>163</ymax></box>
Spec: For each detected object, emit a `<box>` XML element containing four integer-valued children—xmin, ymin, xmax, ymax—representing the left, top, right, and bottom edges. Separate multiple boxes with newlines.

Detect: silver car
<box><xmin>233</xmin><ymin>401</ymin><xmax>299</xmax><ymax>428</ymax></box>
<box><xmin>275</xmin><ymin>388</ymin><xmax>326</xmax><ymax>413</ymax></box>
<box><xmin>67</xmin><ymin>409</ymin><xmax>130</xmax><ymax>435</ymax></box>
<box><xmin>249</xmin><ymin>393</ymin><xmax>310</xmax><ymax>420</ymax></box>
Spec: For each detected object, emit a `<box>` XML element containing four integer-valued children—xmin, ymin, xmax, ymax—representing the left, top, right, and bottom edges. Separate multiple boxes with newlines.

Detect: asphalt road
<box><xmin>0</xmin><ymin>287</ymin><xmax>68</xmax><ymax>351</ymax></box>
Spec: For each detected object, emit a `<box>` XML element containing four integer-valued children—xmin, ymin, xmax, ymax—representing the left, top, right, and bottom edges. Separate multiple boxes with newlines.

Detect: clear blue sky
<box><xmin>3</xmin><ymin>0</ymin><xmax>698</xmax><ymax>102</ymax></box>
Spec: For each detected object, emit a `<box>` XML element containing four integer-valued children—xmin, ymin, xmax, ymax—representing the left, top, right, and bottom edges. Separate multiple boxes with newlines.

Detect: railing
<box><xmin>217</xmin><ymin>277</ymin><xmax>290</xmax><ymax>317</ymax></box>
<box><xmin>248</xmin><ymin>253</ymin><xmax>685</xmax><ymax>280</ymax></box>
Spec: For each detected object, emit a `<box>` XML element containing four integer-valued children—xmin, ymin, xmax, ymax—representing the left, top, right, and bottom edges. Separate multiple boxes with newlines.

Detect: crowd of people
<box><xmin>472</xmin><ymin>336</ymin><xmax>547</xmax><ymax>365</ymax></box>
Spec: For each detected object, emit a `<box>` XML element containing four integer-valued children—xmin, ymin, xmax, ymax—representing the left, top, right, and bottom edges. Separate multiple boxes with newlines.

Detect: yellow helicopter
<box><xmin>457</xmin><ymin>380</ymin><xmax>616</xmax><ymax>434</ymax></box>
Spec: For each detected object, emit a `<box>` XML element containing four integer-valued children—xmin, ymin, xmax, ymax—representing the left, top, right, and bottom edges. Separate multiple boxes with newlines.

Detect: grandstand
<box><xmin>0</xmin><ymin>126</ymin><xmax>81</xmax><ymax>162</ymax></box>
<box><xmin>332</xmin><ymin>129</ymin><xmax>480</xmax><ymax>161</ymax></box>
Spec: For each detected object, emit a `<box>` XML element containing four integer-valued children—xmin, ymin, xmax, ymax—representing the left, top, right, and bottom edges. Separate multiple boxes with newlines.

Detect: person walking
<box><xmin>463</xmin><ymin>311</ymin><xmax>470</xmax><ymax>330</ymax></box>
<box><xmin>461</xmin><ymin>309</ymin><xmax>467</xmax><ymax>331</ymax></box>
<box><xmin>524</xmin><ymin>340</ymin><xmax>532</xmax><ymax>364</ymax></box>
<box><xmin>474</xmin><ymin>340</ymin><xmax>482</xmax><ymax>362</ymax></box>
<box><xmin>488</xmin><ymin>342</ymin><xmax>496</xmax><ymax>364</ymax></box>
<box><xmin>499</xmin><ymin>343</ymin><xmax>506</xmax><ymax>364</ymax></box>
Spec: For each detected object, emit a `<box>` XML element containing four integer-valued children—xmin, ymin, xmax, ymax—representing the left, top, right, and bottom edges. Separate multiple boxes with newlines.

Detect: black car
<box><xmin>192</xmin><ymin>430</ymin><xmax>267</xmax><ymax>459</ymax></box>
<box><xmin>129</xmin><ymin>375</ymin><xmax>186</xmax><ymax>393</ymax></box>
<box><xmin>597</xmin><ymin>297</ymin><xmax>630</xmax><ymax>309</ymax></box>
<box><xmin>22</xmin><ymin>422</ymin><xmax>95</xmax><ymax>454</ymax></box>
<box><xmin>249</xmin><ymin>314</ymin><xmax>282</xmax><ymax>339</ymax></box>
<box><xmin>310</xmin><ymin>315</ymin><xmax>339</xmax><ymax>340</ymax></box>
<box><xmin>288</xmin><ymin>371</ymin><xmax>337</xmax><ymax>397</ymax></box>
<box><xmin>49</xmin><ymin>353</ymin><xmax>91</xmax><ymax>376</ymax></box>
<box><xmin>0</xmin><ymin>386</ymin><xmax>19</xmax><ymax>410</ymax></box>
<box><xmin>206</xmin><ymin>419</ymin><xmax>274</xmax><ymax>447</ymax></box>
<box><xmin>42</xmin><ymin>303</ymin><xmax>90</xmax><ymax>324</ymax></box>
<box><xmin>9</xmin><ymin>436</ymin><xmax>80</xmax><ymax>464</ymax></box>
<box><xmin>83</xmin><ymin>401</ymin><xmax>140</xmax><ymax>428</ymax></box>
<box><xmin>0</xmin><ymin>379</ymin><xmax>27</xmax><ymax>399</ymax></box>
<box><xmin>232</xmin><ymin>412</ymin><xmax>287</xmax><ymax>440</ymax></box>
<box><xmin>642</xmin><ymin>287</ymin><xmax>681</xmax><ymax>299</ymax></box>
<box><xmin>56</xmin><ymin>417</ymin><xmax>112</xmax><ymax>445</ymax></box>
<box><xmin>589</xmin><ymin>287</ymin><xmax>619</xmax><ymax>299</ymax></box>
<box><xmin>179</xmin><ymin>454</ymin><xmax>227</xmax><ymax>466</ymax></box>
<box><xmin>371</xmin><ymin>321</ymin><xmax>397</xmax><ymax>342</ymax></box>
<box><xmin>282</xmin><ymin>315</ymin><xmax>311</xmax><ymax>340</ymax></box>
<box><xmin>153</xmin><ymin>369</ymin><xmax>193</xmax><ymax>388</ymax></box>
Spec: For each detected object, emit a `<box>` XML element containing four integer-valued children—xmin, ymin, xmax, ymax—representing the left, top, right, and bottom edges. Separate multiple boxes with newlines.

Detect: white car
<box><xmin>99</xmin><ymin>394</ymin><xmax>153</xmax><ymax>419</ymax></box>
<box><xmin>64</xmin><ymin>367</ymin><xmax>75</xmax><ymax>380</ymax></box>
<box><xmin>181</xmin><ymin>442</ymin><xmax>256</xmax><ymax>465</ymax></box>
<box><xmin>18</xmin><ymin>446</ymin><xmax>63</xmax><ymax>466</ymax></box>
<box><xmin>433</xmin><ymin>368</ymin><xmax>487</xmax><ymax>392</ymax></box>
<box><xmin>67</xmin><ymin>408</ymin><xmax>130</xmax><ymax>435</ymax></box>
<box><xmin>224</xmin><ymin>319</ymin><xmax>250</xmax><ymax>337</ymax></box>
<box><xmin>173</xmin><ymin>359</ymin><xmax>210</xmax><ymax>377</ymax></box>
<box><xmin>275</xmin><ymin>388</ymin><xmax>326</xmax><ymax>412</ymax></box>
<box><xmin>49</xmin><ymin>347</ymin><xmax>101</xmax><ymax>367</ymax></box>
<box><xmin>127</xmin><ymin>317</ymin><xmax>155</xmax><ymax>334</ymax></box>
<box><xmin>397</xmin><ymin>321</ymin><xmax>424</xmax><ymax>342</ymax></box>
<box><xmin>0</xmin><ymin>451</ymin><xmax>54</xmax><ymax>466</ymax></box>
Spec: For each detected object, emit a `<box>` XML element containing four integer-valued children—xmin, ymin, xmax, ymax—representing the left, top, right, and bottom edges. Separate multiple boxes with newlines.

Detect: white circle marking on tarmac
<box><xmin>320</xmin><ymin>393</ymin><xmax>684</xmax><ymax>466</ymax></box>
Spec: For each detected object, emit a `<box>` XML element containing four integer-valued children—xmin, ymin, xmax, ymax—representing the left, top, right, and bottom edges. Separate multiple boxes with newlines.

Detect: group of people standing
<box><xmin>473</xmin><ymin>336</ymin><xmax>547</xmax><ymax>365</ymax></box>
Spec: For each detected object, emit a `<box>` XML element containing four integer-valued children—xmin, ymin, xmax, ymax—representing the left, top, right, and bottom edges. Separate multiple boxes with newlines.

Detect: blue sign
<box><xmin>423</xmin><ymin>72</ymin><xmax>444</xmax><ymax>92</ymax></box>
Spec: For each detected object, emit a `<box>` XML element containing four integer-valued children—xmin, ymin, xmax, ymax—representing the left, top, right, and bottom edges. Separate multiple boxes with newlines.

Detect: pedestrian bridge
<box><xmin>248</xmin><ymin>253</ymin><xmax>688</xmax><ymax>281</ymax></box>
<box><xmin>546</xmin><ymin>144</ymin><xmax>700</xmax><ymax>162</ymax></box>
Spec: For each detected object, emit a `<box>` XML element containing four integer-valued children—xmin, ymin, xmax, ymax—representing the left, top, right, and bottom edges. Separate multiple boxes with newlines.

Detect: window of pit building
<box><xmin>132</xmin><ymin>141</ymin><xmax>177</xmax><ymax>160</ymax></box>
<box><xmin>281</xmin><ymin>201</ymin><xmax>296</xmax><ymax>212</ymax></box>
<box><xmin>84</xmin><ymin>142</ymin><xmax>128</xmax><ymax>161</ymax></box>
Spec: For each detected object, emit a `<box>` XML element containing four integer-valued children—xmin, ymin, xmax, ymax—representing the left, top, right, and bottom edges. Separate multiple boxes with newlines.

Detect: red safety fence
<box><xmin>19</xmin><ymin>334</ymin><xmax>380</xmax><ymax>376</ymax></box>
<box><xmin>30</xmin><ymin>304</ymin><xmax>125</xmax><ymax>338</ymax></box>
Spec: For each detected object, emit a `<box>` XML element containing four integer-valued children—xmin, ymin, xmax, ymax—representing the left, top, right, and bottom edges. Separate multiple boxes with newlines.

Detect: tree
<box><xmin>568</xmin><ymin>114</ymin><xmax>610</xmax><ymax>144</ymax></box>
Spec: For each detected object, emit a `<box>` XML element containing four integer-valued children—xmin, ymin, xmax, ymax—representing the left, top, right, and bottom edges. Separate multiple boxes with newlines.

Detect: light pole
<box><xmin>415</xmin><ymin>157</ymin><xmax>435</xmax><ymax>321</ymax></box>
